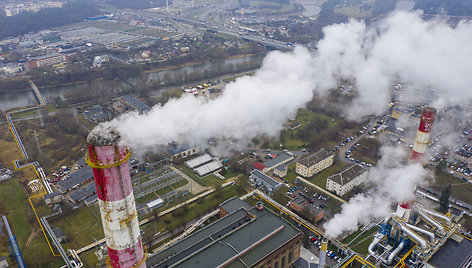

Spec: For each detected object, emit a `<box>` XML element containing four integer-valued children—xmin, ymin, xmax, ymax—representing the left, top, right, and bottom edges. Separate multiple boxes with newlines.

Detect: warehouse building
<box><xmin>44</xmin><ymin>192</ymin><xmax>64</xmax><ymax>207</ymax></box>
<box><xmin>84</xmin><ymin>194</ymin><xmax>97</xmax><ymax>206</ymax></box>
<box><xmin>169</xmin><ymin>145</ymin><xmax>201</xmax><ymax>161</ymax></box>
<box><xmin>68</xmin><ymin>183</ymin><xmax>96</xmax><ymax>204</ymax></box>
<box><xmin>147</xmin><ymin>198</ymin><xmax>303</xmax><ymax>268</ymax></box>
<box><xmin>249</xmin><ymin>170</ymin><xmax>282</xmax><ymax>193</ymax></box>
<box><xmin>219</xmin><ymin>196</ymin><xmax>252</xmax><ymax>218</ymax></box>
<box><xmin>326</xmin><ymin>164</ymin><xmax>367</xmax><ymax>196</ymax></box>
<box><xmin>57</xmin><ymin>166</ymin><xmax>93</xmax><ymax>194</ymax></box>
<box><xmin>296</xmin><ymin>148</ymin><xmax>334</xmax><ymax>177</ymax></box>
<box><xmin>185</xmin><ymin>154</ymin><xmax>212</xmax><ymax>169</ymax></box>
<box><xmin>273</xmin><ymin>164</ymin><xmax>287</xmax><ymax>177</ymax></box>
<box><xmin>120</xmin><ymin>94</ymin><xmax>151</xmax><ymax>114</ymax></box>
<box><xmin>264</xmin><ymin>152</ymin><xmax>294</xmax><ymax>172</ymax></box>
<box><xmin>28</xmin><ymin>53</ymin><xmax>68</xmax><ymax>68</ymax></box>
<box><xmin>185</xmin><ymin>153</ymin><xmax>223</xmax><ymax>177</ymax></box>
<box><xmin>44</xmin><ymin>192</ymin><xmax>63</xmax><ymax>207</ymax></box>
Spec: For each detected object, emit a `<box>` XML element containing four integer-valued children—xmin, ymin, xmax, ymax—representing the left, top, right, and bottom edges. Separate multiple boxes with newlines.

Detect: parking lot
<box><xmin>285</xmin><ymin>187</ymin><xmax>334</xmax><ymax>219</ymax></box>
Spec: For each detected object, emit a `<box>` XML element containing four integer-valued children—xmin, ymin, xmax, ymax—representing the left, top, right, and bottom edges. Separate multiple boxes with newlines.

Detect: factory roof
<box><xmin>44</xmin><ymin>191</ymin><xmax>61</xmax><ymax>199</ymax></box>
<box><xmin>121</xmin><ymin>94</ymin><xmax>151</xmax><ymax>113</ymax></box>
<box><xmin>327</xmin><ymin>164</ymin><xmax>367</xmax><ymax>185</ymax></box>
<box><xmin>195</xmin><ymin>160</ymin><xmax>222</xmax><ymax>177</ymax></box>
<box><xmin>253</xmin><ymin>162</ymin><xmax>266</xmax><ymax>171</ymax></box>
<box><xmin>428</xmin><ymin>237</ymin><xmax>472</xmax><ymax>268</ymax></box>
<box><xmin>185</xmin><ymin>154</ymin><xmax>212</xmax><ymax>169</ymax></box>
<box><xmin>250</xmin><ymin>170</ymin><xmax>282</xmax><ymax>190</ymax></box>
<box><xmin>264</xmin><ymin>152</ymin><xmax>294</xmax><ymax>168</ymax></box>
<box><xmin>89</xmin><ymin>112</ymin><xmax>110</xmax><ymax>122</ymax></box>
<box><xmin>276</xmin><ymin>164</ymin><xmax>287</xmax><ymax>172</ymax></box>
<box><xmin>297</xmin><ymin>149</ymin><xmax>333</xmax><ymax>167</ymax></box>
<box><xmin>69</xmin><ymin>183</ymin><xmax>96</xmax><ymax>204</ymax></box>
<box><xmin>220</xmin><ymin>197</ymin><xmax>252</xmax><ymax>214</ymax></box>
<box><xmin>57</xmin><ymin>166</ymin><xmax>93</xmax><ymax>192</ymax></box>
<box><xmin>34</xmin><ymin>52</ymin><xmax>64</xmax><ymax>60</ymax></box>
<box><xmin>146</xmin><ymin>198</ymin><xmax>164</xmax><ymax>209</ymax></box>
<box><xmin>147</xmin><ymin>201</ymin><xmax>301</xmax><ymax>268</ymax></box>
<box><xmin>84</xmin><ymin>194</ymin><xmax>97</xmax><ymax>206</ymax></box>
<box><xmin>169</xmin><ymin>144</ymin><xmax>191</xmax><ymax>155</ymax></box>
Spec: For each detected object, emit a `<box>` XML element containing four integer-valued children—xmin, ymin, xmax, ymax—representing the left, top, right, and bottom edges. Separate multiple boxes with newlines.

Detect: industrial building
<box><xmin>264</xmin><ymin>152</ymin><xmax>294</xmax><ymax>172</ymax></box>
<box><xmin>326</xmin><ymin>164</ymin><xmax>368</xmax><ymax>196</ymax></box>
<box><xmin>296</xmin><ymin>148</ymin><xmax>334</xmax><ymax>177</ymax></box>
<box><xmin>249</xmin><ymin>169</ymin><xmax>282</xmax><ymax>193</ymax></box>
<box><xmin>219</xmin><ymin>196</ymin><xmax>252</xmax><ymax>217</ymax></box>
<box><xmin>57</xmin><ymin>166</ymin><xmax>93</xmax><ymax>194</ymax></box>
<box><xmin>44</xmin><ymin>192</ymin><xmax>63</xmax><ymax>207</ymax></box>
<box><xmin>28</xmin><ymin>53</ymin><xmax>68</xmax><ymax>68</ymax></box>
<box><xmin>184</xmin><ymin>153</ymin><xmax>222</xmax><ymax>177</ymax></box>
<box><xmin>273</xmin><ymin>164</ymin><xmax>288</xmax><ymax>177</ymax></box>
<box><xmin>68</xmin><ymin>183</ymin><xmax>96</xmax><ymax>204</ymax></box>
<box><xmin>119</xmin><ymin>94</ymin><xmax>151</xmax><ymax>114</ymax></box>
<box><xmin>146</xmin><ymin>198</ymin><xmax>303</xmax><ymax>267</ymax></box>
<box><xmin>357</xmin><ymin>106</ymin><xmax>469</xmax><ymax>268</ymax></box>
<box><xmin>169</xmin><ymin>145</ymin><xmax>201</xmax><ymax>161</ymax></box>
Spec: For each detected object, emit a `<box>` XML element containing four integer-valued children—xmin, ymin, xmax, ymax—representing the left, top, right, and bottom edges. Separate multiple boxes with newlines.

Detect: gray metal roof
<box><xmin>147</xmin><ymin>202</ymin><xmax>301</xmax><ymax>268</ymax></box>
<box><xmin>220</xmin><ymin>197</ymin><xmax>252</xmax><ymax>214</ymax></box>
<box><xmin>276</xmin><ymin>164</ymin><xmax>287</xmax><ymax>172</ymax></box>
<box><xmin>69</xmin><ymin>183</ymin><xmax>96</xmax><ymax>203</ymax></box>
<box><xmin>327</xmin><ymin>164</ymin><xmax>366</xmax><ymax>185</ymax></box>
<box><xmin>121</xmin><ymin>94</ymin><xmax>151</xmax><ymax>112</ymax></box>
<box><xmin>428</xmin><ymin>238</ymin><xmax>472</xmax><ymax>268</ymax></box>
<box><xmin>57</xmin><ymin>166</ymin><xmax>93</xmax><ymax>192</ymax></box>
<box><xmin>185</xmin><ymin>154</ymin><xmax>212</xmax><ymax>169</ymax></box>
<box><xmin>250</xmin><ymin>170</ymin><xmax>282</xmax><ymax>189</ymax></box>
<box><xmin>297</xmin><ymin>148</ymin><xmax>333</xmax><ymax>168</ymax></box>
<box><xmin>264</xmin><ymin>152</ymin><xmax>294</xmax><ymax>168</ymax></box>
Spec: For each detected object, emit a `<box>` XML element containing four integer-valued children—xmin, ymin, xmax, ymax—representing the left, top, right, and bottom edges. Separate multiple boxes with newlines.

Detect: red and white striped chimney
<box><xmin>397</xmin><ymin>106</ymin><xmax>436</xmax><ymax>220</ymax></box>
<box><xmin>86</xmin><ymin>129</ymin><xmax>146</xmax><ymax>268</ymax></box>
<box><xmin>411</xmin><ymin>106</ymin><xmax>436</xmax><ymax>161</ymax></box>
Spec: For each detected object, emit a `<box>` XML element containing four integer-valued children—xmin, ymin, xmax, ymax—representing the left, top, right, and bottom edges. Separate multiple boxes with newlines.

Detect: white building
<box><xmin>326</xmin><ymin>164</ymin><xmax>367</xmax><ymax>196</ymax></box>
<box><xmin>296</xmin><ymin>148</ymin><xmax>334</xmax><ymax>177</ymax></box>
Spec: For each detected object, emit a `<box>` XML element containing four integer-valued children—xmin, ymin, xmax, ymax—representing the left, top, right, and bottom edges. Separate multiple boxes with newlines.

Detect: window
<box><xmin>274</xmin><ymin>260</ymin><xmax>279</xmax><ymax>268</ymax></box>
<box><xmin>288</xmin><ymin>251</ymin><xmax>293</xmax><ymax>262</ymax></box>
<box><xmin>282</xmin><ymin>256</ymin><xmax>286</xmax><ymax>267</ymax></box>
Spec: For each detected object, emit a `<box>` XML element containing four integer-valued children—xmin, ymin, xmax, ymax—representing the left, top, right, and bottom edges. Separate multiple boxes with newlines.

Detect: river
<box><xmin>0</xmin><ymin>54</ymin><xmax>265</xmax><ymax>111</ymax></box>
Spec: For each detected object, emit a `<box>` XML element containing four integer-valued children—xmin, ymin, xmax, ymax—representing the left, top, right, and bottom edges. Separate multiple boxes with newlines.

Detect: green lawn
<box><xmin>50</xmin><ymin>204</ymin><xmax>104</xmax><ymax>250</ymax></box>
<box><xmin>308</xmin><ymin>162</ymin><xmax>350</xmax><ymax>189</ymax></box>
<box><xmin>428</xmin><ymin>168</ymin><xmax>472</xmax><ymax>205</ymax></box>
<box><xmin>201</xmin><ymin>174</ymin><xmax>223</xmax><ymax>186</ymax></box>
<box><xmin>0</xmin><ymin>179</ymin><xmax>63</xmax><ymax>266</ymax></box>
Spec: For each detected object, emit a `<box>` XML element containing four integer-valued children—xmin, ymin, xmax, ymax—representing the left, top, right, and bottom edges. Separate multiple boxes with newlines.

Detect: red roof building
<box><xmin>253</xmin><ymin>162</ymin><xmax>267</xmax><ymax>172</ymax></box>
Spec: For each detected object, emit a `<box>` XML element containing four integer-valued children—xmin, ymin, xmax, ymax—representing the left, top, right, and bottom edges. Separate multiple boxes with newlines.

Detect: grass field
<box><xmin>308</xmin><ymin>162</ymin><xmax>350</xmax><ymax>189</ymax></box>
<box><xmin>50</xmin><ymin>204</ymin><xmax>103</xmax><ymax>250</ymax></box>
<box><xmin>428</xmin><ymin>168</ymin><xmax>472</xmax><ymax>205</ymax></box>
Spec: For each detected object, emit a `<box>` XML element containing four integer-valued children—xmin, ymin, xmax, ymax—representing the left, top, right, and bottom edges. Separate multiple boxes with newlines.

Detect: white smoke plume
<box><xmin>95</xmin><ymin>10</ymin><xmax>472</xmax><ymax>152</ymax></box>
<box><xmin>323</xmin><ymin>146</ymin><xmax>431</xmax><ymax>238</ymax></box>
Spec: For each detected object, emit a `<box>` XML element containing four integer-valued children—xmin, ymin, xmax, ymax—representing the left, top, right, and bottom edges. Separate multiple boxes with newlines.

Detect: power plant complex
<box><xmin>364</xmin><ymin>106</ymin><xmax>465</xmax><ymax>268</ymax></box>
<box><xmin>80</xmin><ymin>106</ymin><xmax>471</xmax><ymax>268</ymax></box>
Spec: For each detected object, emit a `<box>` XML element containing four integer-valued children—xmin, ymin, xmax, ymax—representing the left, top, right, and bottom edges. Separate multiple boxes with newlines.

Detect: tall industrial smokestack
<box><xmin>86</xmin><ymin>129</ymin><xmax>146</xmax><ymax>268</ymax></box>
<box><xmin>319</xmin><ymin>238</ymin><xmax>328</xmax><ymax>268</ymax></box>
<box><xmin>411</xmin><ymin>106</ymin><xmax>436</xmax><ymax>162</ymax></box>
<box><xmin>397</xmin><ymin>106</ymin><xmax>436</xmax><ymax>220</ymax></box>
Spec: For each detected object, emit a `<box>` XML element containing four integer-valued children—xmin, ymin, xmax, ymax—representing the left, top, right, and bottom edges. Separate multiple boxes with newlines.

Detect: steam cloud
<box><xmin>96</xmin><ymin>10</ymin><xmax>472</xmax><ymax>151</ymax></box>
<box><xmin>323</xmin><ymin>146</ymin><xmax>430</xmax><ymax>238</ymax></box>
